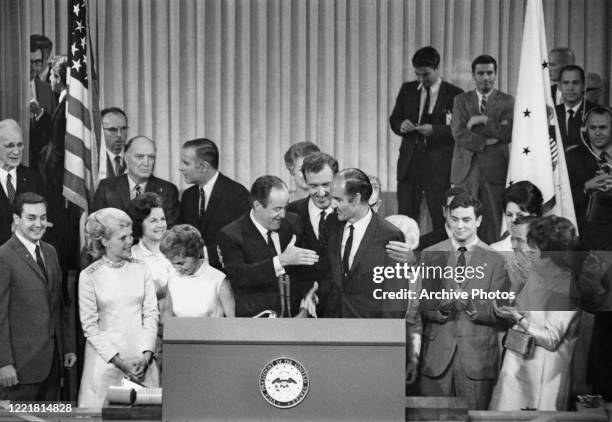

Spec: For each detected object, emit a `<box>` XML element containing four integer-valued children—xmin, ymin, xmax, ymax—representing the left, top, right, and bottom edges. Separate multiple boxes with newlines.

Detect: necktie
<box><xmin>567</xmin><ymin>109</ymin><xmax>580</xmax><ymax>148</ymax></box>
<box><xmin>199</xmin><ymin>186</ymin><xmax>206</xmax><ymax>219</ymax></box>
<box><xmin>480</xmin><ymin>96</ymin><xmax>487</xmax><ymax>115</ymax></box>
<box><xmin>6</xmin><ymin>173</ymin><xmax>15</xmax><ymax>203</ymax></box>
<box><xmin>457</xmin><ymin>246</ymin><xmax>467</xmax><ymax>269</ymax></box>
<box><xmin>599</xmin><ymin>151</ymin><xmax>609</xmax><ymax>166</ymax></box>
<box><xmin>342</xmin><ymin>225</ymin><xmax>354</xmax><ymax>278</ymax></box>
<box><xmin>318</xmin><ymin>210</ymin><xmax>327</xmax><ymax>240</ymax></box>
<box><xmin>35</xmin><ymin>245</ymin><xmax>47</xmax><ymax>280</ymax></box>
<box><xmin>114</xmin><ymin>155</ymin><xmax>125</xmax><ymax>176</ymax></box>
<box><xmin>420</xmin><ymin>86</ymin><xmax>431</xmax><ymax>125</ymax></box>
<box><xmin>266</xmin><ymin>231</ymin><xmax>277</xmax><ymax>256</ymax></box>
<box><xmin>134</xmin><ymin>184</ymin><xmax>142</xmax><ymax>198</ymax></box>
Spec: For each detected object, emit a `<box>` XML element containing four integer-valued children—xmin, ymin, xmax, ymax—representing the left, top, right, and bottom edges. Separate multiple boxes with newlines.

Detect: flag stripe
<box><xmin>65</xmin><ymin>133</ymin><xmax>92</xmax><ymax>169</ymax></box>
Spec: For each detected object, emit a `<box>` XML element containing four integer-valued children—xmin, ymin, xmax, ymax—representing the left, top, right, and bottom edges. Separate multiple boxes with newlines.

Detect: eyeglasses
<box><xmin>103</xmin><ymin>126</ymin><xmax>129</xmax><ymax>135</ymax></box>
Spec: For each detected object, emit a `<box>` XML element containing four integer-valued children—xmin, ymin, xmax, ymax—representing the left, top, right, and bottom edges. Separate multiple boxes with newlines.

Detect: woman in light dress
<box><xmin>490</xmin><ymin>216</ymin><xmax>580</xmax><ymax>411</ymax></box>
<box><xmin>78</xmin><ymin>208</ymin><xmax>159</xmax><ymax>409</ymax></box>
<box><xmin>160</xmin><ymin>224</ymin><xmax>235</xmax><ymax>318</ymax></box>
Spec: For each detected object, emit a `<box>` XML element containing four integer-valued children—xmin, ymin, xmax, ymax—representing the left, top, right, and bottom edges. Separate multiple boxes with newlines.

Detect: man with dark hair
<box><xmin>555</xmin><ymin>65</ymin><xmax>595</xmax><ymax>152</ymax></box>
<box><xmin>451</xmin><ymin>54</ymin><xmax>515</xmax><ymax>244</ymax></box>
<box><xmin>417</xmin><ymin>186</ymin><xmax>469</xmax><ymax>251</ymax></box>
<box><xmin>548</xmin><ymin>47</ymin><xmax>576</xmax><ymax>105</ymax></box>
<box><xmin>407</xmin><ymin>193</ymin><xmax>508</xmax><ymax>409</ymax></box>
<box><xmin>0</xmin><ymin>119</ymin><xmax>43</xmax><ymax>246</ymax></box>
<box><xmin>566</xmin><ymin>106</ymin><xmax>612</xmax><ymax>250</ymax></box>
<box><xmin>323</xmin><ymin>168</ymin><xmax>404</xmax><ymax>318</ymax></box>
<box><xmin>179</xmin><ymin>138</ymin><xmax>250</xmax><ymax>269</ymax></box>
<box><xmin>217</xmin><ymin>175</ymin><xmax>319</xmax><ymax>317</ymax></box>
<box><xmin>92</xmin><ymin>136</ymin><xmax>180</xmax><ymax>226</ymax></box>
<box><xmin>389</xmin><ymin>46</ymin><xmax>463</xmax><ymax>233</ymax></box>
<box><xmin>101</xmin><ymin>107</ymin><xmax>129</xmax><ymax>178</ymax></box>
<box><xmin>283</xmin><ymin>142</ymin><xmax>320</xmax><ymax>200</ymax></box>
<box><xmin>0</xmin><ymin>192</ymin><xmax>76</xmax><ymax>400</ymax></box>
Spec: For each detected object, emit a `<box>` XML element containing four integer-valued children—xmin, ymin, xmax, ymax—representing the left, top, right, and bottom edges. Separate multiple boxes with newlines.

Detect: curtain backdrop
<box><xmin>3</xmin><ymin>0</ymin><xmax>611</xmax><ymax>192</ymax></box>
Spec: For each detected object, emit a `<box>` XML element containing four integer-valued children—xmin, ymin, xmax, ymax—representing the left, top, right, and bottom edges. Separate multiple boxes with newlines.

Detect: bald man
<box><xmin>0</xmin><ymin>120</ymin><xmax>43</xmax><ymax>245</ymax></box>
<box><xmin>548</xmin><ymin>47</ymin><xmax>575</xmax><ymax>105</ymax></box>
<box><xmin>92</xmin><ymin>136</ymin><xmax>180</xmax><ymax>225</ymax></box>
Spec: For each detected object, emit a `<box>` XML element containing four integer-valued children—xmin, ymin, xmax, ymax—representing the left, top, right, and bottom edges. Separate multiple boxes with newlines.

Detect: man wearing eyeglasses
<box><xmin>101</xmin><ymin>107</ymin><xmax>128</xmax><ymax>178</ymax></box>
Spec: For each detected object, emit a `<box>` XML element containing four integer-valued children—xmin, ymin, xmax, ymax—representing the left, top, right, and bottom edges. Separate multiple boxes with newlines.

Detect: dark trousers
<box><xmin>397</xmin><ymin>149</ymin><xmax>448</xmax><ymax>233</ymax></box>
<box><xmin>0</xmin><ymin>343</ymin><xmax>61</xmax><ymax>401</ymax></box>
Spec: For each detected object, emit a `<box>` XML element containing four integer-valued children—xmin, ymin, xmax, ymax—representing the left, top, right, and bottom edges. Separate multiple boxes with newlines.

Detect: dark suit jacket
<box><xmin>216</xmin><ymin>212</ymin><xmax>304</xmax><ymax>317</ymax></box>
<box><xmin>389</xmin><ymin>81</ymin><xmax>464</xmax><ymax>183</ymax></box>
<box><xmin>180</xmin><ymin>173</ymin><xmax>249</xmax><ymax>269</ymax></box>
<box><xmin>323</xmin><ymin>212</ymin><xmax>404</xmax><ymax>318</ymax></box>
<box><xmin>566</xmin><ymin>144</ymin><xmax>599</xmax><ymax>232</ymax></box>
<box><xmin>450</xmin><ymin>89</ymin><xmax>515</xmax><ymax>186</ymax></box>
<box><xmin>412</xmin><ymin>239</ymin><xmax>508</xmax><ymax>380</ymax></box>
<box><xmin>38</xmin><ymin>96</ymin><xmax>67</xmax><ymax>190</ymax></box>
<box><xmin>92</xmin><ymin>174</ymin><xmax>180</xmax><ymax>226</ymax></box>
<box><xmin>0</xmin><ymin>236</ymin><xmax>72</xmax><ymax>383</ymax></box>
<box><xmin>29</xmin><ymin>79</ymin><xmax>58</xmax><ymax>170</ymax></box>
<box><xmin>0</xmin><ymin>165</ymin><xmax>43</xmax><ymax>245</ymax></box>
<box><xmin>555</xmin><ymin>101</ymin><xmax>595</xmax><ymax>151</ymax></box>
<box><xmin>105</xmin><ymin>153</ymin><xmax>126</xmax><ymax>178</ymax></box>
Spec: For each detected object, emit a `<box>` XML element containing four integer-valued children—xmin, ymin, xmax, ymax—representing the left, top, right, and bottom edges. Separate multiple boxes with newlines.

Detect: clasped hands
<box><xmin>585</xmin><ymin>172</ymin><xmax>612</xmax><ymax>192</ymax></box>
<box><xmin>399</xmin><ymin>119</ymin><xmax>433</xmax><ymax>137</ymax></box>
<box><xmin>112</xmin><ymin>351</ymin><xmax>153</xmax><ymax>382</ymax></box>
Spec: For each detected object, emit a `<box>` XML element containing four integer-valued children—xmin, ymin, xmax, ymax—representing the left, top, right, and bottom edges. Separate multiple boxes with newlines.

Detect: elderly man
<box><xmin>92</xmin><ymin>136</ymin><xmax>180</xmax><ymax>226</ymax></box>
<box><xmin>0</xmin><ymin>119</ymin><xmax>43</xmax><ymax>246</ymax></box>
<box><xmin>548</xmin><ymin>47</ymin><xmax>575</xmax><ymax>105</ymax></box>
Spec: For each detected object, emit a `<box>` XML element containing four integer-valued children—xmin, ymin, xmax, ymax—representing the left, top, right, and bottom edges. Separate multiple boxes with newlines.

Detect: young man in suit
<box><xmin>179</xmin><ymin>138</ymin><xmax>250</xmax><ymax>269</ymax></box>
<box><xmin>0</xmin><ymin>192</ymin><xmax>76</xmax><ymax>400</ymax></box>
<box><xmin>101</xmin><ymin>107</ymin><xmax>128</xmax><ymax>178</ymax></box>
<box><xmin>408</xmin><ymin>194</ymin><xmax>508</xmax><ymax>410</ymax></box>
<box><xmin>389</xmin><ymin>46</ymin><xmax>463</xmax><ymax>233</ymax></box>
<box><xmin>0</xmin><ymin>119</ymin><xmax>43</xmax><ymax>246</ymax></box>
<box><xmin>323</xmin><ymin>168</ymin><xmax>404</xmax><ymax>318</ymax></box>
<box><xmin>217</xmin><ymin>176</ymin><xmax>319</xmax><ymax>317</ymax></box>
<box><xmin>555</xmin><ymin>65</ymin><xmax>596</xmax><ymax>152</ymax></box>
<box><xmin>451</xmin><ymin>54</ymin><xmax>515</xmax><ymax>244</ymax></box>
<box><xmin>92</xmin><ymin>136</ymin><xmax>180</xmax><ymax>226</ymax></box>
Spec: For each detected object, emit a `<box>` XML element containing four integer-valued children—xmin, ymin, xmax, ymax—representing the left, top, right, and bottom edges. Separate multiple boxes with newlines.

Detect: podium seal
<box><xmin>259</xmin><ymin>357</ymin><xmax>309</xmax><ymax>409</ymax></box>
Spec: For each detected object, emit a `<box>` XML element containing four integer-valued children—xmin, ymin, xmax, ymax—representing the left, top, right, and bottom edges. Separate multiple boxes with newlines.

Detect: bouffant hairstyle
<box><xmin>502</xmin><ymin>181</ymin><xmax>544</xmax><ymax>216</ymax></box>
<box><xmin>385</xmin><ymin>214</ymin><xmax>420</xmax><ymax>250</ymax></box>
<box><xmin>159</xmin><ymin>224</ymin><xmax>205</xmax><ymax>260</ymax></box>
<box><xmin>84</xmin><ymin>208</ymin><xmax>132</xmax><ymax>260</ymax></box>
<box><xmin>527</xmin><ymin>215</ymin><xmax>578</xmax><ymax>269</ymax></box>
<box><xmin>127</xmin><ymin>192</ymin><xmax>164</xmax><ymax>242</ymax></box>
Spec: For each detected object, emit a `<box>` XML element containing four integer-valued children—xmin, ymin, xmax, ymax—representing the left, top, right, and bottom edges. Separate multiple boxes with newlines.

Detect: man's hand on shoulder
<box><xmin>0</xmin><ymin>364</ymin><xmax>18</xmax><ymax>387</ymax></box>
<box><xmin>385</xmin><ymin>241</ymin><xmax>416</xmax><ymax>263</ymax></box>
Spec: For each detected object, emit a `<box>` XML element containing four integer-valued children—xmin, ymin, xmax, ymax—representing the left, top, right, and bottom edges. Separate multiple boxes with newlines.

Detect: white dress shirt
<box><xmin>340</xmin><ymin>208</ymin><xmax>373</xmax><ymax>270</ymax></box>
<box><xmin>0</xmin><ymin>167</ymin><xmax>17</xmax><ymax>198</ymax></box>
<box><xmin>418</xmin><ymin>77</ymin><xmax>442</xmax><ymax>124</ymax></box>
<box><xmin>308</xmin><ymin>198</ymin><xmax>333</xmax><ymax>239</ymax></box>
<box><xmin>199</xmin><ymin>170</ymin><xmax>219</xmax><ymax>212</ymax></box>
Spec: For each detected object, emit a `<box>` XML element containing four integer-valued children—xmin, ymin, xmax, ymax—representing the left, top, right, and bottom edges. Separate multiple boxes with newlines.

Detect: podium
<box><xmin>162</xmin><ymin>318</ymin><xmax>405</xmax><ymax>421</ymax></box>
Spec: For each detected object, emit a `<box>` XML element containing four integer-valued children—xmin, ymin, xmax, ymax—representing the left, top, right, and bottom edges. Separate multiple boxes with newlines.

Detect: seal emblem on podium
<box><xmin>259</xmin><ymin>357</ymin><xmax>309</xmax><ymax>408</ymax></box>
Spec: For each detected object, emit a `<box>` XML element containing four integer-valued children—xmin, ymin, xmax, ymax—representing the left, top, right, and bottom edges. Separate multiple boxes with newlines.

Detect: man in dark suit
<box><xmin>389</xmin><ymin>46</ymin><xmax>463</xmax><ymax>232</ymax></box>
<box><xmin>566</xmin><ymin>106</ymin><xmax>612</xmax><ymax>250</ymax></box>
<box><xmin>407</xmin><ymin>194</ymin><xmax>508</xmax><ymax>409</ymax></box>
<box><xmin>323</xmin><ymin>168</ymin><xmax>404</xmax><ymax>318</ymax></box>
<box><xmin>217</xmin><ymin>176</ymin><xmax>319</xmax><ymax>317</ymax></box>
<box><xmin>0</xmin><ymin>119</ymin><xmax>43</xmax><ymax>246</ymax></box>
<box><xmin>179</xmin><ymin>138</ymin><xmax>249</xmax><ymax>269</ymax></box>
<box><xmin>548</xmin><ymin>47</ymin><xmax>575</xmax><ymax>106</ymax></box>
<box><xmin>554</xmin><ymin>65</ymin><xmax>596</xmax><ymax>152</ymax></box>
<box><xmin>417</xmin><ymin>186</ymin><xmax>468</xmax><ymax>251</ymax></box>
<box><xmin>92</xmin><ymin>136</ymin><xmax>180</xmax><ymax>226</ymax></box>
<box><xmin>0</xmin><ymin>192</ymin><xmax>76</xmax><ymax>400</ymax></box>
<box><xmin>451</xmin><ymin>54</ymin><xmax>515</xmax><ymax>244</ymax></box>
<box><xmin>101</xmin><ymin>107</ymin><xmax>128</xmax><ymax>178</ymax></box>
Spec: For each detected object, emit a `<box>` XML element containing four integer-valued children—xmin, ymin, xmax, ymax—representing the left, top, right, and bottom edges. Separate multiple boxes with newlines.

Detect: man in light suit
<box><xmin>179</xmin><ymin>138</ymin><xmax>250</xmax><ymax>269</ymax></box>
<box><xmin>389</xmin><ymin>46</ymin><xmax>463</xmax><ymax>232</ymax></box>
<box><xmin>323</xmin><ymin>168</ymin><xmax>404</xmax><ymax>318</ymax></box>
<box><xmin>92</xmin><ymin>136</ymin><xmax>180</xmax><ymax>226</ymax></box>
<box><xmin>451</xmin><ymin>54</ymin><xmax>514</xmax><ymax>244</ymax></box>
<box><xmin>0</xmin><ymin>119</ymin><xmax>43</xmax><ymax>246</ymax></box>
<box><xmin>101</xmin><ymin>107</ymin><xmax>128</xmax><ymax>178</ymax></box>
<box><xmin>0</xmin><ymin>192</ymin><xmax>76</xmax><ymax>400</ymax></box>
<box><xmin>217</xmin><ymin>176</ymin><xmax>319</xmax><ymax>317</ymax></box>
<box><xmin>407</xmin><ymin>194</ymin><xmax>508</xmax><ymax>409</ymax></box>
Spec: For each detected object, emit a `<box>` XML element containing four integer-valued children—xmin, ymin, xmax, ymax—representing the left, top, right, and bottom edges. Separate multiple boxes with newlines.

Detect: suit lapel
<box><xmin>242</xmin><ymin>215</ymin><xmax>271</xmax><ymax>257</ymax></box>
<box><xmin>10</xmin><ymin>237</ymin><xmax>48</xmax><ymax>286</ymax></box>
<box><xmin>118</xmin><ymin>176</ymin><xmax>131</xmax><ymax>209</ymax></box>
<box><xmin>200</xmin><ymin>174</ymin><xmax>225</xmax><ymax>231</ymax></box>
<box><xmin>557</xmin><ymin>107</ymin><xmax>568</xmax><ymax>141</ymax></box>
<box><xmin>15</xmin><ymin>166</ymin><xmax>32</xmax><ymax>195</ymax></box>
<box><xmin>409</xmin><ymin>85</ymin><xmax>421</xmax><ymax>123</ymax></box>
<box><xmin>431</xmin><ymin>82</ymin><xmax>447</xmax><ymax>115</ymax></box>
<box><xmin>347</xmin><ymin>215</ymin><xmax>378</xmax><ymax>277</ymax></box>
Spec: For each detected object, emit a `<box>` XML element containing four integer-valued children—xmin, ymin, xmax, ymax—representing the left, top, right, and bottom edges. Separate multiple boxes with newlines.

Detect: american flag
<box><xmin>64</xmin><ymin>0</ymin><xmax>98</xmax><ymax>212</ymax></box>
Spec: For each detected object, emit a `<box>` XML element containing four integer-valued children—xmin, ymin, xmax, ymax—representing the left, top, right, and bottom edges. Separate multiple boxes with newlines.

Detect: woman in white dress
<box><xmin>490</xmin><ymin>215</ymin><xmax>580</xmax><ymax>411</ymax></box>
<box><xmin>78</xmin><ymin>208</ymin><xmax>159</xmax><ymax>409</ymax></box>
<box><xmin>160</xmin><ymin>224</ymin><xmax>235</xmax><ymax>318</ymax></box>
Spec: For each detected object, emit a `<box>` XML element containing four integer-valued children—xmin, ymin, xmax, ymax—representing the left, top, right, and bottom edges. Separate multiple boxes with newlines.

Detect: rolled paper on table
<box><xmin>106</xmin><ymin>386</ymin><xmax>136</xmax><ymax>404</ymax></box>
<box><xmin>134</xmin><ymin>387</ymin><xmax>163</xmax><ymax>405</ymax></box>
